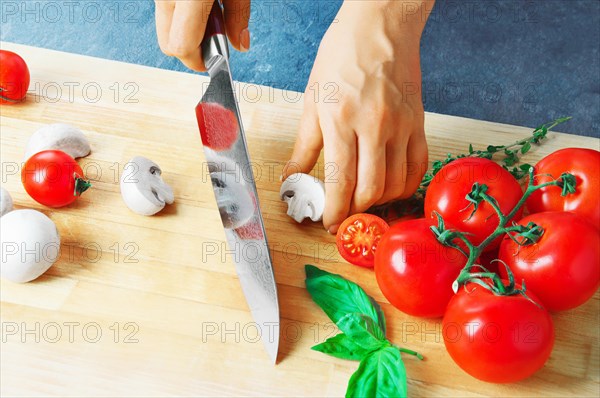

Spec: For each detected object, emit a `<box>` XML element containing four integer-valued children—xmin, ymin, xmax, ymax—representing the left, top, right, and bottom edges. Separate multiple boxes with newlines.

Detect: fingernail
<box><xmin>327</xmin><ymin>224</ymin><xmax>340</xmax><ymax>235</ymax></box>
<box><xmin>240</xmin><ymin>28</ymin><xmax>250</xmax><ymax>52</ymax></box>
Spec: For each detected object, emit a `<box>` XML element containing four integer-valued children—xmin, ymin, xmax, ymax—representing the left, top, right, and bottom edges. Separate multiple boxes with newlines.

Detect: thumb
<box><xmin>222</xmin><ymin>0</ymin><xmax>251</xmax><ymax>51</ymax></box>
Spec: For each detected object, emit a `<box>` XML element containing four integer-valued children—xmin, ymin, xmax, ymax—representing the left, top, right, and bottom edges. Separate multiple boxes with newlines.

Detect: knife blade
<box><xmin>195</xmin><ymin>1</ymin><xmax>280</xmax><ymax>364</ymax></box>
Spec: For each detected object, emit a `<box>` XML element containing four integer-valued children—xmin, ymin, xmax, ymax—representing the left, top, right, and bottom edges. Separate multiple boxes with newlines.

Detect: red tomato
<box><xmin>0</xmin><ymin>50</ymin><xmax>30</xmax><ymax>104</ymax></box>
<box><xmin>424</xmin><ymin>158</ymin><xmax>523</xmax><ymax>251</ymax></box>
<box><xmin>475</xmin><ymin>247</ymin><xmax>500</xmax><ymax>275</ymax></box>
<box><xmin>375</xmin><ymin>218</ymin><xmax>466</xmax><ymax>317</ymax></box>
<box><xmin>498</xmin><ymin>211</ymin><xmax>600</xmax><ymax>312</ymax></box>
<box><xmin>443</xmin><ymin>281</ymin><xmax>554</xmax><ymax>383</ymax></box>
<box><xmin>526</xmin><ymin>148</ymin><xmax>600</xmax><ymax>228</ymax></box>
<box><xmin>336</xmin><ymin>214</ymin><xmax>389</xmax><ymax>268</ymax></box>
<box><xmin>196</xmin><ymin>102</ymin><xmax>239</xmax><ymax>151</ymax></box>
<box><xmin>22</xmin><ymin>150</ymin><xmax>90</xmax><ymax>208</ymax></box>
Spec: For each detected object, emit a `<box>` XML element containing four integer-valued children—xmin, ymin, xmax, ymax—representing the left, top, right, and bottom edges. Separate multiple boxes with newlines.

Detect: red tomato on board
<box><xmin>375</xmin><ymin>218</ymin><xmax>466</xmax><ymax>317</ymax></box>
<box><xmin>443</xmin><ymin>281</ymin><xmax>554</xmax><ymax>383</ymax></box>
<box><xmin>21</xmin><ymin>150</ymin><xmax>90</xmax><ymax>208</ymax></box>
<box><xmin>0</xmin><ymin>50</ymin><xmax>30</xmax><ymax>104</ymax></box>
<box><xmin>336</xmin><ymin>213</ymin><xmax>389</xmax><ymax>268</ymax></box>
<box><xmin>526</xmin><ymin>148</ymin><xmax>600</xmax><ymax>228</ymax></box>
<box><xmin>196</xmin><ymin>102</ymin><xmax>239</xmax><ymax>151</ymax></box>
<box><xmin>498</xmin><ymin>211</ymin><xmax>600</xmax><ymax>312</ymax></box>
<box><xmin>424</xmin><ymin>158</ymin><xmax>523</xmax><ymax>251</ymax></box>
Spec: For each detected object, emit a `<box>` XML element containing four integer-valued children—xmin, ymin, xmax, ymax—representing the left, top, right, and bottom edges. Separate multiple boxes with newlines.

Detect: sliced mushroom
<box><xmin>0</xmin><ymin>187</ymin><xmax>13</xmax><ymax>216</ymax></box>
<box><xmin>120</xmin><ymin>157</ymin><xmax>175</xmax><ymax>216</ymax></box>
<box><xmin>211</xmin><ymin>171</ymin><xmax>255</xmax><ymax>229</ymax></box>
<box><xmin>280</xmin><ymin>173</ymin><xmax>325</xmax><ymax>223</ymax></box>
<box><xmin>24</xmin><ymin>123</ymin><xmax>91</xmax><ymax>161</ymax></box>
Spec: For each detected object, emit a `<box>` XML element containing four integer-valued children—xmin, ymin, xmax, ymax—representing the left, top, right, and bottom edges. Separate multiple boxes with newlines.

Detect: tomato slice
<box><xmin>336</xmin><ymin>214</ymin><xmax>389</xmax><ymax>268</ymax></box>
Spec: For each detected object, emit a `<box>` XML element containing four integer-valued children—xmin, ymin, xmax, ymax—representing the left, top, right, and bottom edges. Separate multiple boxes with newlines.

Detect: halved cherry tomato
<box><xmin>336</xmin><ymin>213</ymin><xmax>389</xmax><ymax>268</ymax></box>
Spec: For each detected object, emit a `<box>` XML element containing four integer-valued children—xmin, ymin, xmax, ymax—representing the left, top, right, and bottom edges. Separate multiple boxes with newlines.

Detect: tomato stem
<box><xmin>74</xmin><ymin>175</ymin><xmax>92</xmax><ymax>196</ymax></box>
<box><xmin>437</xmin><ymin>168</ymin><xmax>577</xmax><ymax>296</ymax></box>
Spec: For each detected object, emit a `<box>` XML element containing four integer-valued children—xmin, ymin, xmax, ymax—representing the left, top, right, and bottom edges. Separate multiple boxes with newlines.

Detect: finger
<box><xmin>223</xmin><ymin>0</ymin><xmax>251</xmax><ymax>51</ymax></box>
<box><xmin>168</xmin><ymin>0</ymin><xmax>212</xmax><ymax>71</ymax></box>
<box><xmin>376</xmin><ymin>135</ymin><xmax>409</xmax><ymax>205</ymax></box>
<box><xmin>401</xmin><ymin>132</ymin><xmax>428</xmax><ymax>198</ymax></box>
<box><xmin>322</xmin><ymin>125</ymin><xmax>357</xmax><ymax>234</ymax></box>
<box><xmin>155</xmin><ymin>1</ymin><xmax>175</xmax><ymax>54</ymax></box>
<box><xmin>282</xmin><ymin>106</ymin><xmax>323</xmax><ymax>180</ymax></box>
<box><xmin>350</xmin><ymin>135</ymin><xmax>386</xmax><ymax>214</ymax></box>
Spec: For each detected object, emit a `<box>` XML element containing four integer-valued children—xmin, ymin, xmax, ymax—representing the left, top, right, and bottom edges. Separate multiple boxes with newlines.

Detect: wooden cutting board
<box><xmin>1</xmin><ymin>42</ymin><xmax>598</xmax><ymax>397</ymax></box>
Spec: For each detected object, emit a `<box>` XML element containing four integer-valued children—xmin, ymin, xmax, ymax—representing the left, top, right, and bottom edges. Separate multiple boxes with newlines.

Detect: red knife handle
<box><xmin>204</xmin><ymin>1</ymin><xmax>226</xmax><ymax>39</ymax></box>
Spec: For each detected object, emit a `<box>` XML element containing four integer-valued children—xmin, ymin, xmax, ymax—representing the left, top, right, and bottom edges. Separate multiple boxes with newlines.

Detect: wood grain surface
<box><xmin>1</xmin><ymin>42</ymin><xmax>599</xmax><ymax>397</ymax></box>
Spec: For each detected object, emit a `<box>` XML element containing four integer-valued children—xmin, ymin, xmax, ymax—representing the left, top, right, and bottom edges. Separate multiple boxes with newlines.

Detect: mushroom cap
<box><xmin>0</xmin><ymin>187</ymin><xmax>13</xmax><ymax>217</ymax></box>
<box><xmin>0</xmin><ymin>209</ymin><xmax>61</xmax><ymax>283</ymax></box>
<box><xmin>280</xmin><ymin>173</ymin><xmax>325</xmax><ymax>223</ymax></box>
<box><xmin>24</xmin><ymin>123</ymin><xmax>91</xmax><ymax>161</ymax></box>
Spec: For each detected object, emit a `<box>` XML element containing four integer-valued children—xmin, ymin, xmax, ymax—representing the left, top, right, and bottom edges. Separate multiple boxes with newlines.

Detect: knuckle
<box><xmin>354</xmin><ymin>185</ymin><xmax>383</xmax><ymax>211</ymax></box>
<box><xmin>167</xmin><ymin>42</ymin><xmax>192</xmax><ymax>58</ymax></box>
<box><xmin>158</xmin><ymin>42</ymin><xmax>172</xmax><ymax>56</ymax></box>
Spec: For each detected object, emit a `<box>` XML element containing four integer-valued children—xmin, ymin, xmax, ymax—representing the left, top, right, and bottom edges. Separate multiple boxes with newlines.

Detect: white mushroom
<box><xmin>23</xmin><ymin>123</ymin><xmax>91</xmax><ymax>161</ymax></box>
<box><xmin>0</xmin><ymin>209</ymin><xmax>61</xmax><ymax>283</ymax></box>
<box><xmin>280</xmin><ymin>173</ymin><xmax>325</xmax><ymax>223</ymax></box>
<box><xmin>120</xmin><ymin>157</ymin><xmax>175</xmax><ymax>216</ymax></box>
<box><xmin>0</xmin><ymin>187</ymin><xmax>13</xmax><ymax>216</ymax></box>
<box><xmin>211</xmin><ymin>171</ymin><xmax>255</xmax><ymax>229</ymax></box>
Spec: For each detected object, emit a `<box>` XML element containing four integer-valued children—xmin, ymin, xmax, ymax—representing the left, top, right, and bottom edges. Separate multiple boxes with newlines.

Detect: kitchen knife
<box><xmin>195</xmin><ymin>1</ymin><xmax>280</xmax><ymax>364</ymax></box>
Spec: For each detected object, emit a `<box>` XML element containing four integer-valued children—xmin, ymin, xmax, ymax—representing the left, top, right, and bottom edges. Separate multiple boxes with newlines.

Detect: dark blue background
<box><xmin>1</xmin><ymin>0</ymin><xmax>598</xmax><ymax>137</ymax></box>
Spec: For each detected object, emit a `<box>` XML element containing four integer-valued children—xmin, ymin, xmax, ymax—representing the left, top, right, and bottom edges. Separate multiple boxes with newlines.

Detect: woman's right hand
<box><xmin>155</xmin><ymin>0</ymin><xmax>251</xmax><ymax>71</ymax></box>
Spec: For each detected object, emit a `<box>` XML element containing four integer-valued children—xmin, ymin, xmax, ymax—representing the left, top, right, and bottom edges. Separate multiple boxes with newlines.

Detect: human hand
<box><xmin>155</xmin><ymin>0</ymin><xmax>251</xmax><ymax>71</ymax></box>
<box><xmin>282</xmin><ymin>0</ymin><xmax>434</xmax><ymax>234</ymax></box>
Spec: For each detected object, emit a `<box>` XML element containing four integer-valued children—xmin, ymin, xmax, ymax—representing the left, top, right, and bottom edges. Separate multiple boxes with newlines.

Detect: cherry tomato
<box><xmin>336</xmin><ymin>213</ymin><xmax>389</xmax><ymax>268</ymax></box>
<box><xmin>498</xmin><ymin>211</ymin><xmax>600</xmax><ymax>312</ymax></box>
<box><xmin>443</xmin><ymin>281</ymin><xmax>554</xmax><ymax>383</ymax></box>
<box><xmin>526</xmin><ymin>148</ymin><xmax>600</xmax><ymax>228</ymax></box>
<box><xmin>196</xmin><ymin>102</ymin><xmax>239</xmax><ymax>151</ymax></box>
<box><xmin>375</xmin><ymin>218</ymin><xmax>466</xmax><ymax>317</ymax></box>
<box><xmin>22</xmin><ymin>150</ymin><xmax>90</xmax><ymax>208</ymax></box>
<box><xmin>424</xmin><ymin>158</ymin><xmax>523</xmax><ymax>251</ymax></box>
<box><xmin>0</xmin><ymin>50</ymin><xmax>30</xmax><ymax>104</ymax></box>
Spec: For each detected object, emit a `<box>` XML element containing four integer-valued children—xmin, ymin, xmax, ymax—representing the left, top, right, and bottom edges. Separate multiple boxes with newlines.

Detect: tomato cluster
<box><xmin>336</xmin><ymin>149</ymin><xmax>599</xmax><ymax>383</ymax></box>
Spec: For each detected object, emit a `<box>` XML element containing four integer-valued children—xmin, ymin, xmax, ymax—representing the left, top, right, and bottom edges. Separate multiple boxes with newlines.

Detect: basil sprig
<box><xmin>305</xmin><ymin>265</ymin><xmax>422</xmax><ymax>398</ymax></box>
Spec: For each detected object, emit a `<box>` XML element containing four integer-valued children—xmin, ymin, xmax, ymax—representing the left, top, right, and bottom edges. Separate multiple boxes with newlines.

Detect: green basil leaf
<box><xmin>337</xmin><ymin>313</ymin><xmax>387</xmax><ymax>350</ymax></box>
<box><xmin>346</xmin><ymin>346</ymin><xmax>407</xmax><ymax>398</ymax></box>
<box><xmin>521</xmin><ymin>141</ymin><xmax>531</xmax><ymax>154</ymax></box>
<box><xmin>312</xmin><ymin>333</ymin><xmax>372</xmax><ymax>361</ymax></box>
<box><xmin>305</xmin><ymin>265</ymin><xmax>386</xmax><ymax>334</ymax></box>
